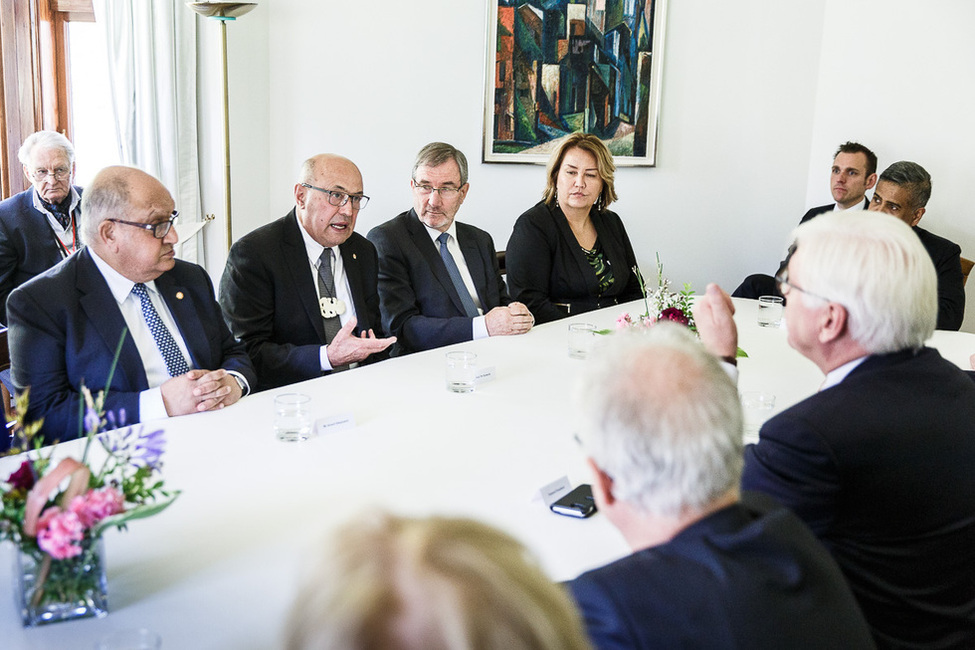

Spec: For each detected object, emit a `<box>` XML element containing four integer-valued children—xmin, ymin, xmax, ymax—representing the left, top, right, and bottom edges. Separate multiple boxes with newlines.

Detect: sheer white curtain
<box><xmin>95</xmin><ymin>0</ymin><xmax>204</xmax><ymax>264</ymax></box>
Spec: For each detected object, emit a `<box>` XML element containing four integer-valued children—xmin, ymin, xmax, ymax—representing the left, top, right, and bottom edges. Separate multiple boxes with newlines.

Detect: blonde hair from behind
<box><xmin>285</xmin><ymin>511</ymin><xmax>593</xmax><ymax>650</ymax></box>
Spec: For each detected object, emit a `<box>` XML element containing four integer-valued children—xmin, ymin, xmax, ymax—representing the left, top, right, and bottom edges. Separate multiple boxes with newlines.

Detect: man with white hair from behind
<box><xmin>567</xmin><ymin>323</ymin><xmax>873</xmax><ymax>648</ymax></box>
<box><xmin>696</xmin><ymin>211</ymin><xmax>975</xmax><ymax>647</ymax></box>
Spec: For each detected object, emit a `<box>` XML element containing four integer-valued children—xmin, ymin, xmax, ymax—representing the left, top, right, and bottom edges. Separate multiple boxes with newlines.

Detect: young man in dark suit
<box><xmin>7</xmin><ymin>166</ymin><xmax>255</xmax><ymax>445</ymax></box>
<box><xmin>733</xmin><ymin>141</ymin><xmax>877</xmax><ymax>299</ymax></box>
<box><xmin>697</xmin><ymin>211</ymin><xmax>975</xmax><ymax>647</ymax></box>
<box><xmin>0</xmin><ymin>131</ymin><xmax>86</xmax><ymax>324</ymax></box>
<box><xmin>569</xmin><ymin>324</ymin><xmax>874</xmax><ymax>649</ymax></box>
<box><xmin>219</xmin><ymin>154</ymin><xmax>394</xmax><ymax>392</ymax></box>
<box><xmin>367</xmin><ymin>142</ymin><xmax>533</xmax><ymax>355</ymax></box>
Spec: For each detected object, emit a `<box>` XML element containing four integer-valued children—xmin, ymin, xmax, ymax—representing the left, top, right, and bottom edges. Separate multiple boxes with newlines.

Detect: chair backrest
<box><xmin>961</xmin><ymin>256</ymin><xmax>974</xmax><ymax>288</ymax></box>
<box><xmin>0</xmin><ymin>327</ymin><xmax>15</xmax><ymax>426</ymax></box>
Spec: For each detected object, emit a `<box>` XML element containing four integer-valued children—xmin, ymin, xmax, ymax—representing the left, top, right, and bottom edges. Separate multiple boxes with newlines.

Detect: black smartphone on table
<box><xmin>550</xmin><ymin>484</ymin><xmax>597</xmax><ymax>518</ymax></box>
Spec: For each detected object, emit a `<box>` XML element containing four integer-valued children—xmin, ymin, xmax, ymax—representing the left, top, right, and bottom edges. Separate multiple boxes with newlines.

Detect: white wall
<box><xmin>206</xmin><ymin>0</ymin><xmax>974</xmax><ymax>331</ymax></box>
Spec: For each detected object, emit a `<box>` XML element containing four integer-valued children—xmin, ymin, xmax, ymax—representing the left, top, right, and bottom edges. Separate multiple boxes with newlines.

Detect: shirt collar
<box><xmin>32</xmin><ymin>186</ymin><xmax>81</xmax><ymax>217</ymax></box>
<box><xmin>88</xmin><ymin>248</ymin><xmax>159</xmax><ymax>304</ymax></box>
<box><xmin>424</xmin><ymin>220</ymin><xmax>458</xmax><ymax>245</ymax></box>
<box><xmin>820</xmin><ymin>355</ymin><xmax>869</xmax><ymax>391</ymax></box>
<box><xmin>295</xmin><ymin>211</ymin><xmax>340</xmax><ymax>264</ymax></box>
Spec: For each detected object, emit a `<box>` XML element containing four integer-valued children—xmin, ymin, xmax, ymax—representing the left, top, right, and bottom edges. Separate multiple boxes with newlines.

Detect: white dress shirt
<box><xmin>33</xmin><ymin>186</ymin><xmax>82</xmax><ymax>256</ymax></box>
<box><xmin>423</xmin><ymin>221</ymin><xmax>489</xmax><ymax>340</ymax></box>
<box><xmin>296</xmin><ymin>217</ymin><xmax>359</xmax><ymax>371</ymax></box>
<box><xmin>89</xmin><ymin>249</ymin><xmax>192</xmax><ymax>421</ymax></box>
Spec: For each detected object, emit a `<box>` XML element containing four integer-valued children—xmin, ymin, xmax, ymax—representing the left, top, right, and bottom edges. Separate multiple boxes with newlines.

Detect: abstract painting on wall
<box><xmin>483</xmin><ymin>0</ymin><xmax>667</xmax><ymax>166</ymax></box>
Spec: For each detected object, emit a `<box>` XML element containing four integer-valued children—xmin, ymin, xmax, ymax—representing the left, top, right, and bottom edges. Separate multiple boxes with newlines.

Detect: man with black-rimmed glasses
<box><xmin>220</xmin><ymin>154</ymin><xmax>394</xmax><ymax>392</ymax></box>
<box><xmin>7</xmin><ymin>166</ymin><xmax>255</xmax><ymax>446</ymax></box>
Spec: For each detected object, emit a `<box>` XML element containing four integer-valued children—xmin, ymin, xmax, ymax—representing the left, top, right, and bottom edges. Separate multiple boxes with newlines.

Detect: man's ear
<box><xmin>586</xmin><ymin>457</ymin><xmax>616</xmax><ymax>507</ymax></box>
<box><xmin>865</xmin><ymin>172</ymin><xmax>878</xmax><ymax>191</ymax></box>
<box><xmin>98</xmin><ymin>219</ymin><xmax>117</xmax><ymax>250</ymax></box>
<box><xmin>818</xmin><ymin>302</ymin><xmax>849</xmax><ymax>344</ymax></box>
<box><xmin>909</xmin><ymin>206</ymin><xmax>925</xmax><ymax>227</ymax></box>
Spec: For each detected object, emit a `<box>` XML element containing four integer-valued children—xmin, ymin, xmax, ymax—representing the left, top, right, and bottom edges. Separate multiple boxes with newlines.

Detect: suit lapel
<box><xmin>283</xmin><ymin>213</ymin><xmax>327</xmax><ymax>342</ymax></box>
<box><xmin>457</xmin><ymin>224</ymin><xmax>489</xmax><ymax>308</ymax></box>
<box><xmin>155</xmin><ymin>271</ymin><xmax>206</xmax><ymax>368</ymax></box>
<box><xmin>339</xmin><ymin>239</ymin><xmax>368</xmax><ymax>334</ymax></box>
<box><xmin>406</xmin><ymin>212</ymin><xmax>468</xmax><ymax>316</ymax></box>
<box><xmin>76</xmin><ymin>250</ymin><xmax>147</xmax><ymax>390</ymax></box>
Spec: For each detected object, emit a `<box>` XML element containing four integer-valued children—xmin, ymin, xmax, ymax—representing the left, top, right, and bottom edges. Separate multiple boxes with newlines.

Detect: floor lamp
<box><xmin>186</xmin><ymin>2</ymin><xmax>257</xmax><ymax>251</ymax></box>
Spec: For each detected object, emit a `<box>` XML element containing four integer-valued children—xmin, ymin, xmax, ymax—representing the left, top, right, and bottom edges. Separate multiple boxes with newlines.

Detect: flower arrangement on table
<box><xmin>601</xmin><ymin>255</ymin><xmax>747</xmax><ymax>358</ymax></box>
<box><xmin>1</xmin><ymin>364</ymin><xmax>180</xmax><ymax>626</ymax></box>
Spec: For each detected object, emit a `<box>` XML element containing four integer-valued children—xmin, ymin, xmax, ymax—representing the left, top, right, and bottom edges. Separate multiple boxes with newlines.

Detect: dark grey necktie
<box><xmin>317</xmin><ymin>249</ymin><xmax>342</xmax><ymax>344</ymax></box>
<box><xmin>437</xmin><ymin>233</ymin><xmax>479</xmax><ymax>318</ymax></box>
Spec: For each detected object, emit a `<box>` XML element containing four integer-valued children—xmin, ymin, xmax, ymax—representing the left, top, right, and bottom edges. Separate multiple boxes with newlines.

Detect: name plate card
<box><xmin>475</xmin><ymin>365</ymin><xmax>496</xmax><ymax>384</ymax></box>
<box><xmin>315</xmin><ymin>412</ymin><xmax>356</xmax><ymax>436</ymax></box>
<box><xmin>535</xmin><ymin>475</ymin><xmax>572</xmax><ymax>507</ymax></box>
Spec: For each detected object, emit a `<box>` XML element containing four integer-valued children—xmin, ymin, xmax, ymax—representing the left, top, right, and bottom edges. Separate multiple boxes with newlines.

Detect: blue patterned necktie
<box><xmin>131</xmin><ymin>283</ymin><xmax>190</xmax><ymax>377</ymax></box>
<box><xmin>437</xmin><ymin>232</ymin><xmax>479</xmax><ymax>318</ymax></box>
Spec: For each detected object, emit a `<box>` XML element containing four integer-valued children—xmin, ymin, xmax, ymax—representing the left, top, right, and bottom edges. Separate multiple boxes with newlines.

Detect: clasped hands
<box><xmin>161</xmin><ymin>368</ymin><xmax>243</xmax><ymax>416</ymax></box>
<box><xmin>485</xmin><ymin>301</ymin><xmax>534</xmax><ymax>336</ymax></box>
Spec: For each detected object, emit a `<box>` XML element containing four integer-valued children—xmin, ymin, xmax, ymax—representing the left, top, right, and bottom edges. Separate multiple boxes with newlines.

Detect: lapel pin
<box><xmin>353</xmin><ymin>253</ymin><xmax>357</xmax><ymax>260</ymax></box>
<box><xmin>176</xmin><ymin>292</ymin><xmax>184</xmax><ymax>300</ymax></box>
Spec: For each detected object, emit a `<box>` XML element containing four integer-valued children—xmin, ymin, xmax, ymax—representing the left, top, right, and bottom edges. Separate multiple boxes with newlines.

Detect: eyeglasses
<box><xmin>108</xmin><ymin>211</ymin><xmax>179</xmax><ymax>239</ymax></box>
<box><xmin>774</xmin><ymin>269</ymin><xmax>833</xmax><ymax>304</ymax></box>
<box><xmin>30</xmin><ymin>167</ymin><xmax>71</xmax><ymax>182</ymax></box>
<box><xmin>300</xmin><ymin>183</ymin><xmax>369</xmax><ymax>210</ymax></box>
<box><xmin>412</xmin><ymin>181</ymin><xmax>464</xmax><ymax>199</ymax></box>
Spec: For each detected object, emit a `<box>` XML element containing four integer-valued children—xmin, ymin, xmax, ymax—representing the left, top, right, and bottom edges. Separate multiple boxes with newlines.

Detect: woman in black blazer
<box><xmin>506</xmin><ymin>134</ymin><xmax>642</xmax><ymax>324</ymax></box>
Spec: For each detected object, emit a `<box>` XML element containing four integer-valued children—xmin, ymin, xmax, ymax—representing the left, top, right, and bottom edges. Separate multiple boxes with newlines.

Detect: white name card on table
<box><xmin>475</xmin><ymin>365</ymin><xmax>496</xmax><ymax>383</ymax></box>
<box><xmin>315</xmin><ymin>412</ymin><xmax>356</xmax><ymax>436</ymax></box>
<box><xmin>534</xmin><ymin>475</ymin><xmax>572</xmax><ymax>506</ymax></box>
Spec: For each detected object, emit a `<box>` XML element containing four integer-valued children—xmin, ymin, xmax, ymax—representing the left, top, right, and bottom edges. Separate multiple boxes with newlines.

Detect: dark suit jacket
<box><xmin>367</xmin><ymin>210</ymin><xmax>509</xmax><ymax>355</ymax></box>
<box><xmin>742</xmin><ymin>348</ymin><xmax>975</xmax><ymax>648</ymax></box>
<box><xmin>736</xmin><ymin>202</ymin><xmax>965</xmax><ymax>330</ymax></box>
<box><xmin>568</xmin><ymin>494</ymin><xmax>875</xmax><ymax>649</ymax></box>
<box><xmin>0</xmin><ymin>187</ymin><xmax>83</xmax><ymax>325</ymax></box>
<box><xmin>798</xmin><ymin>197</ymin><xmax>870</xmax><ymax>224</ymax></box>
<box><xmin>219</xmin><ymin>211</ymin><xmax>385</xmax><ymax>392</ymax></box>
<box><xmin>914</xmin><ymin>225</ymin><xmax>965</xmax><ymax>331</ymax></box>
<box><xmin>7</xmin><ymin>248</ymin><xmax>255</xmax><ymax>445</ymax></box>
<box><xmin>506</xmin><ymin>201</ymin><xmax>642</xmax><ymax>324</ymax></box>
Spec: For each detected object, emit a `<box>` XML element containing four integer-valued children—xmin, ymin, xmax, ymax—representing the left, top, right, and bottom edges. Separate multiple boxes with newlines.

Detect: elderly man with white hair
<box><xmin>696</xmin><ymin>211</ymin><xmax>975</xmax><ymax>648</ymax></box>
<box><xmin>568</xmin><ymin>324</ymin><xmax>873</xmax><ymax>649</ymax></box>
<box><xmin>0</xmin><ymin>130</ymin><xmax>85</xmax><ymax>324</ymax></box>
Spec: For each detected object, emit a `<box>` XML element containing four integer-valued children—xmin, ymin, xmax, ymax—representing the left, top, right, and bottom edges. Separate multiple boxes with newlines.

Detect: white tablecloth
<box><xmin>2</xmin><ymin>299</ymin><xmax>972</xmax><ymax>648</ymax></box>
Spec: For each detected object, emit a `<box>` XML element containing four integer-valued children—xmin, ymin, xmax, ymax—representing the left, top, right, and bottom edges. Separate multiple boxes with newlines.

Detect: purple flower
<box><xmin>134</xmin><ymin>427</ymin><xmax>166</xmax><ymax>469</ymax></box>
<box><xmin>659</xmin><ymin>307</ymin><xmax>690</xmax><ymax>326</ymax></box>
<box><xmin>105</xmin><ymin>408</ymin><xmax>127</xmax><ymax>431</ymax></box>
<box><xmin>6</xmin><ymin>460</ymin><xmax>36</xmax><ymax>491</ymax></box>
<box><xmin>84</xmin><ymin>406</ymin><xmax>101</xmax><ymax>434</ymax></box>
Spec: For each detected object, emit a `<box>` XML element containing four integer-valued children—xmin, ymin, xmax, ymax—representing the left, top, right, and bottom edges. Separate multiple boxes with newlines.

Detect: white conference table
<box><xmin>2</xmin><ymin>299</ymin><xmax>973</xmax><ymax>648</ymax></box>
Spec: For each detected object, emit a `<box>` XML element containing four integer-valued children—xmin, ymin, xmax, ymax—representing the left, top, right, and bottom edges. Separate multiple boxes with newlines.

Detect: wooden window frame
<box><xmin>0</xmin><ymin>0</ymin><xmax>93</xmax><ymax>199</ymax></box>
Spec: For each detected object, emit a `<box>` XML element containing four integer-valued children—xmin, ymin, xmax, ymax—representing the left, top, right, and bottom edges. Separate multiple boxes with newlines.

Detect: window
<box><xmin>0</xmin><ymin>0</ymin><xmax>93</xmax><ymax>199</ymax></box>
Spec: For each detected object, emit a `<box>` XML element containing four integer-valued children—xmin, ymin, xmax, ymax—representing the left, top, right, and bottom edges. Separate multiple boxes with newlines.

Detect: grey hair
<box><xmin>576</xmin><ymin>323</ymin><xmax>743</xmax><ymax>517</ymax></box>
<box><xmin>18</xmin><ymin>130</ymin><xmax>75</xmax><ymax>167</ymax></box>
<box><xmin>791</xmin><ymin>210</ymin><xmax>936</xmax><ymax>352</ymax></box>
<box><xmin>412</xmin><ymin>142</ymin><xmax>468</xmax><ymax>185</ymax></box>
<box><xmin>877</xmin><ymin>161</ymin><xmax>932</xmax><ymax>210</ymax></box>
<box><xmin>79</xmin><ymin>168</ymin><xmax>134</xmax><ymax>246</ymax></box>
